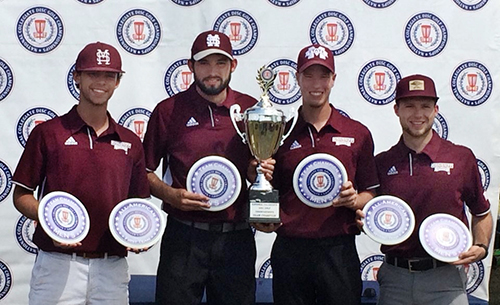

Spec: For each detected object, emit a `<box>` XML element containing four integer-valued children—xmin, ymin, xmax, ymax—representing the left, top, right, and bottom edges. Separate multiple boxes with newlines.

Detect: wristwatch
<box><xmin>474</xmin><ymin>243</ymin><xmax>489</xmax><ymax>258</ymax></box>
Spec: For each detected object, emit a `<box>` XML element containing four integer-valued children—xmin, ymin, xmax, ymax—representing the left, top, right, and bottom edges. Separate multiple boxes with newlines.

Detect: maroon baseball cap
<box><xmin>395</xmin><ymin>74</ymin><xmax>439</xmax><ymax>102</ymax></box>
<box><xmin>75</xmin><ymin>41</ymin><xmax>124</xmax><ymax>73</ymax></box>
<box><xmin>191</xmin><ymin>30</ymin><xmax>233</xmax><ymax>61</ymax></box>
<box><xmin>297</xmin><ymin>44</ymin><xmax>335</xmax><ymax>73</ymax></box>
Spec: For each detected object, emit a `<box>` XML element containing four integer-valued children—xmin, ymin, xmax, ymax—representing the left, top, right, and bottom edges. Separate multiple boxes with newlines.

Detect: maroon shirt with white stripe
<box><xmin>143</xmin><ymin>85</ymin><xmax>257</xmax><ymax>223</ymax></box>
<box><xmin>376</xmin><ymin>131</ymin><xmax>490</xmax><ymax>258</ymax></box>
<box><xmin>273</xmin><ymin>105</ymin><xmax>379</xmax><ymax>238</ymax></box>
<box><xmin>13</xmin><ymin>106</ymin><xmax>150</xmax><ymax>256</ymax></box>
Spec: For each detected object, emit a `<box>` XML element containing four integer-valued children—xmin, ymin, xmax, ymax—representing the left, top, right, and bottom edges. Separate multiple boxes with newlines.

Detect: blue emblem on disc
<box><xmin>0</xmin><ymin>160</ymin><xmax>13</xmax><ymax>203</ymax></box>
<box><xmin>267</xmin><ymin>59</ymin><xmax>301</xmax><ymax>105</ymax></box>
<box><xmin>164</xmin><ymin>59</ymin><xmax>192</xmax><ymax>97</ymax></box>
<box><xmin>38</xmin><ymin>191</ymin><xmax>90</xmax><ymax>244</ymax></box>
<box><xmin>404</xmin><ymin>13</ymin><xmax>448</xmax><ymax>58</ymax></box>
<box><xmin>213</xmin><ymin>10</ymin><xmax>258</xmax><ymax>56</ymax></box>
<box><xmin>16</xmin><ymin>6</ymin><xmax>64</xmax><ymax>54</ymax></box>
<box><xmin>293</xmin><ymin>153</ymin><xmax>347</xmax><ymax>208</ymax></box>
<box><xmin>362</xmin><ymin>195</ymin><xmax>415</xmax><ymax>245</ymax></box>
<box><xmin>433</xmin><ymin>112</ymin><xmax>448</xmax><ymax>139</ymax></box>
<box><xmin>0</xmin><ymin>260</ymin><xmax>12</xmax><ymax>300</ymax></box>
<box><xmin>451</xmin><ymin>61</ymin><xmax>492</xmax><ymax>107</ymax></box>
<box><xmin>0</xmin><ymin>58</ymin><xmax>14</xmax><ymax>102</ymax></box>
<box><xmin>16</xmin><ymin>106</ymin><xmax>58</xmax><ymax>147</ymax></box>
<box><xmin>66</xmin><ymin>64</ymin><xmax>79</xmax><ymax>101</ymax></box>
<box><xmin>116</xmin><ymin>9</ymin><xmax>161</xmax><ymax>55</ymax></box>
<box><xmin>465</xmin><ymin>261</ymin><xmax>485</xmax><ymax>293</ymax></box>
<box><xmin>15</xmin><ymin>215</ymin><xmax>38</xmax><ymax>254</ymax></box>
<box><xmin>310</xmin><ymin>11</ymin><xmax>355</xmax><ymax>56</ymax></box>
<box><xmin>453</xmin><ymin>0</ymin><xmax>488</xmax><ymax>10</ymax></box>
<box><xmin>419</xmin><ymin>213</ymin><xmax>472</xmax><ymax>262</ymax></box>
<box><xmin>109</xmin><ymin>198</ymin><xmax>165</xmax><ymax>249</ymax></box>
<box><xmin>187</xmin><ymin>156</ymin><xmax>242</xmax><ymax>212</ymax></box>
<box><xmin>358</xmin><ymin>59</ymin><xmax>401</xmax><ymax>105</ymax></box>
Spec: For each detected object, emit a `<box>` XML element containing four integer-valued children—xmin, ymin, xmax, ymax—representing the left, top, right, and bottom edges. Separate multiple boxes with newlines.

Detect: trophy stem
<box><xmin>249</xmin><ymin>164</ymin><xmax>273</xmax><ymax>192</ymax></box>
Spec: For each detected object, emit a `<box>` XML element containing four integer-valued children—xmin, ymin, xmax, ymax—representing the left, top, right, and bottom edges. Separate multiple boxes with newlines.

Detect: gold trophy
<box><xmin>230</xmin><ymin>66</ymin><xmax>298</xmax><ymax>223</ymax></box>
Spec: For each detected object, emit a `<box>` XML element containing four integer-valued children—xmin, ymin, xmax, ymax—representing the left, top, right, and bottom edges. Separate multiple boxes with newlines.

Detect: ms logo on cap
<box><xmin>409</xmin><ymin>80</ymin><xmax>425</xmax><ymax>91</ymax></box>
<box><xmin>206</xmin><ymin>34</ymin><xmax>221</xmax><ymax>47</ymax></box>
<box><xmin>96</xmin><ymin>49</ymin><xmax>111</xmax><ymax>66</ymax></box>
<box><xmin>305</xmin><ymin>46</ymin><xmax>329</xmax><ymax>60</ymax></box>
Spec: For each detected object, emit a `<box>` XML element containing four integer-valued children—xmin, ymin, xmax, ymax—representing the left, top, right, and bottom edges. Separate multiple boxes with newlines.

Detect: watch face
<box><xmin>109</xmin><ymin>198</ymin><xmax>166</xmax><ymax>249</ymax></box>
<box><xmin>187</xmin><ymin>156</ymin><xmax>242</xmax><ymax>212</ymax></box>
<box><xmin>362</xmin><ymin>195</ymin><xmax>415</xmax><ymax>245</ymax></box>
<box><xmin>293</xmin><ymin>153</ymin><xmax>347</xmax><ymax>208</ymax></box>
<box><xmin>419</xmin><ymin>213</ymin><xmax>472</xmax><ymax>262</ymax></box>
<box><xmin>38</xmin><ymin>191</ymin><xmax>90</xmax><ymax>244</ymax></box>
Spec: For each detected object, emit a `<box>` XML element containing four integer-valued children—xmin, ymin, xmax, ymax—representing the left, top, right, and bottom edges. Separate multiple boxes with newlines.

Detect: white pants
<box><xmin>29</xmin><ymin>250</ymin><xmax>129</xmax><ymax>305</ymax></box>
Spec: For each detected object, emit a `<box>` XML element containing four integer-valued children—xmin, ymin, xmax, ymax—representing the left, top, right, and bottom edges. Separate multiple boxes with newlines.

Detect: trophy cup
<box><xmin>230</xmin><ymin>66</ymin><xmax>298</xmax><ymax>223</ymax></box>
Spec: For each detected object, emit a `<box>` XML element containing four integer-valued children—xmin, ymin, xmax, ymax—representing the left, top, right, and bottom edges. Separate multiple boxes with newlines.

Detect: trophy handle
<box><xmin>280</xmin><ymin>108</ymin><xmax>299</xmax><ymax>146</ymax></box>
<box><xmin>229</xmin><ymin>104</ymin><xmax>247</xmax><ymax>144</ymax></box>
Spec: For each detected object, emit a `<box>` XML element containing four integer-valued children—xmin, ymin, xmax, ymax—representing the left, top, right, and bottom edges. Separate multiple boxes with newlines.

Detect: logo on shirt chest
<box><xmin>431</xmin><ymin>162</ymin><xmax>454</xmax><ymax>175</ymax></box>
<box><xmin>111</xmin><ymin>140</ymin><xmax>132</xmax><ymax>155</ymax></box>
<box><xmin>332</xmin><ymin>137</ymin><xmax>355</xmax><ymax>147</ymax></box>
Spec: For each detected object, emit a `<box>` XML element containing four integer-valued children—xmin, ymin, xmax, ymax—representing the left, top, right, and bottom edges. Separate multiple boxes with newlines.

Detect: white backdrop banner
<box><xmin>0</xmin><ymin>0</ymin><xmax>498</xmax><ymax>304</ymax></box>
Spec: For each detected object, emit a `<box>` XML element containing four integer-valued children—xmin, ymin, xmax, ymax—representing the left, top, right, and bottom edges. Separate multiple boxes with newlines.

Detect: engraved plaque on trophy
<box><xmin>230</xmin><ymin>66</ymin><xmax>298</xmax><ymax>223</ymax></box>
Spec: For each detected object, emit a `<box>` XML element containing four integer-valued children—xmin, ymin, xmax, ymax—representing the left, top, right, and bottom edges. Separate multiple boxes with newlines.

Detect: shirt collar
<box><xmin>295</xmin><ymin>104</ymin><xmax>344</xmax><ymax>133</ymax></box>
<box><xmin>395</xmin><ymin>130</ymin><xmax>442</xmax><ymax>161</ymax></box>
<box><xmin>63</xmin><ymin>105</ymin><xmax>122</xmax><ymax>140</ymax></box>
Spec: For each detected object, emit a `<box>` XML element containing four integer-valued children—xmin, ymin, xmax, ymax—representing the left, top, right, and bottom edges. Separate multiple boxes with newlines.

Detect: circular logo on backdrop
<box><xmin>360</xmin><ymin>255</ymin><xmax>384</xmax><ymax>281</ymax></box>
<box><xmin>76</xmin><ymin>0</ymin><xmax>105</xmax><ymax>4</ymax></box>
<box><xmin>117</xmin><ymin>9</ymin><xmax>161</xmax><ymax>55</ymax></box>
<box><xmin>66</xmin><ymin>64</ymin><xmax>79</xmax><ymax>101</ymax></box>
<box><xmin>465</xmin><ymin>261</ymin><xmax>485</xmax><ymax>293</ymax></box>
<box><xmin>451</xmin><ymin>61</ymin><xmax>492</xmax><ymax>107</ymax></box>
<box><xmin>15</xmin><ymin>215</ymin><xmax>38</xmax><ymax>254</ymax></box>
<box><xmin>453</xmin><ymin>0</ymin><xmax>488</xmax><ymax>10</ymax></box>
<box><xmin>432</xmin><ymin>112</ymin><xmax>448</xmax><ymax>139</ymax></box>
<box><xmin>267</xmin><ymin>59</ymin><xmax>300</xmax><ymax>105</ymax></box>
<box><xmin>476</xmin><ymin>158</ymin><xmax>490</xmax><ymax>191</ymax></box>
<box><xmin>171</xmin><ymin>0</ymin><xmax>204</xmax><ymax>5</ymax></box>
<box><xmin>0</xmin><ymin>260</ymin><xmax>12</xmax><ymax>300</ymax></box>
<box><xmin>0</xmin><ymin>160</ymin><xmax>13</xmax><ymax>203</ymax></box>
<box><xmin>258</xmin><ymin>258</ymin><xmax>273</xmax><ymax>278</ymax></box>
<box><xmin>118</xmin><ymin>107</ymin><xmax>151</xmax><ymax>141</ymax></box>
<box><xmin>16</xmin><ymin>107</ymin><xmax>58</xmax><ymax>147</ymax></box>
<box><xmin>164</xmin><ymin>59</ymin><xmax>192</xmax><ymax>97</ymax></box>
<box><xmin>267</xmin><ymin>0</ymin><xmax>301</xmax><ymax>7</ymax></box>
<box><xmin>358</xmin><ymin>60</ymin><xmax>401</xmax><ymax>105</ymax></box>
<box><xmin>0</xmin><ymin>59</ymin><xmax>14</xmax><ymax>102</ymax></box>
<box><xmin>363</xmin><ymin>0</ymin><xmax>397</xmax><ymax>8</ymax></box>
<box><xmin>310</xmin><ymin>11</ymin><xmax>355</xmax><ymax>56</ymax></box>
<box><xmin>404</xmin><ymin>13</ymin><xmax>447</xmax><ymax>57</ymax></box>
<box><xmin>213</xmin><ymin>10</ymin><xmax>258</xmax><ymax>56</ymax></box>
<box><xmin>337</xmin><ymin>108</ymin><xmax>350</xmax><ymax>118</ymax></box>
<box><xmin>16</xmin><ymin>6</ymin><xmax>64</xmax><ymax>54</ymax></box>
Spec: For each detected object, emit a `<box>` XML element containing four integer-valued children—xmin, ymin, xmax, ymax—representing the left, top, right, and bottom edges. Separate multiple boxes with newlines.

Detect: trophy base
<box><xmin>248</xmin><ymin>189</ymin><xmax>281</xmax><ymax>223</ymax></box>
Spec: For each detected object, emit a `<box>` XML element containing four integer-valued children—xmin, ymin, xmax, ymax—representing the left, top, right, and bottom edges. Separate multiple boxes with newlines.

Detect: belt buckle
<box><xmin>407</xmin><ymin>259</ymin><xmax>421</xmax><ymax>273</ymax></box>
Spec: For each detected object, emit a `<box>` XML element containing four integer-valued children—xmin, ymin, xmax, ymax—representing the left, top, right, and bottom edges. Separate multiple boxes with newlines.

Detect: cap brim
<box><xmin>193</xmin><ymin>49</ymin><xmax>233</xmax><ymax>61</ymax></box>
<box><xmin>298</xmin><ymin>61</ymin><xmax>334</xmax><ymax>73</ymax></box>
<box><xmin>77</xmin><ymin>67</ymin><xmax>125</xmax><ymax>73</ymax></box>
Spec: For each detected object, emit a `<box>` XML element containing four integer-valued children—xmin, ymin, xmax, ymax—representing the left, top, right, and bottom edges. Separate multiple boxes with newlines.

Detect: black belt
<box><xmin>385</xmin><ymin>255</ymin><xmax>448</xmax><ymax>272</ymax></box>
<box><xmin>174</xmin><ymin>218</ymin><xmax>250</xmax><ymax>233</ymax></box>
<box><xmin>74</xmin><ymin>252</ymin><xmax>110</xmax><ymax>259</ymax></box>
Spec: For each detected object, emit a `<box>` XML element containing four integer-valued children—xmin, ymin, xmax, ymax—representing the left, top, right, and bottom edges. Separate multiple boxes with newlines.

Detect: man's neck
<box><xmin>402</xmin><ymin>131</ymin><xmax>433</xmax><ymax>153</ymax></box>
<box><xmin>77</xmin><ymin>103</ymin><xmax>109</xmax><ymax>136</ymax></box>
<box><xmin>301</xmin><ymin>103</ymin><xmax>332</xmax><ymax>131</ymax></box>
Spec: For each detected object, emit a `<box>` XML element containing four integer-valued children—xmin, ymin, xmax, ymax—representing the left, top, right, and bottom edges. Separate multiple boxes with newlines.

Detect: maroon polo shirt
<box><xmin>143</xmin><ymin>85</ymin><xmax>257</xmax><ymax>223</ymax></box>
<box><xmin>376</xmin><ymin>131</ymin><xmax>490</xmax><ymax>258</ymax></box>
<box><xmin>13</xmin><ymin>106</ymin><xmax>150</xmax><ymax>256</ymax></box>
<box><xmin>273</xmin><ymin>105</ymin><xmax>379</xmax><ymax>238</ymax></box>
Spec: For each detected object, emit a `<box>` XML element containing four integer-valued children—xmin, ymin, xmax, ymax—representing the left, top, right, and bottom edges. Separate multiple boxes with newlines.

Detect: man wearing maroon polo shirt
<box><xmin>143</xmin><ymin>31</ymin><xmax>257</xmax><ymax>305</ymax></box>
<box><xmin>253</xmin><ymin>44</ymin><xmax>379</xmax><ymax>305</ymax></box>
<box><xmin>12</xmin><ymin>42</ymin><xmax>150</xmax><ymax>304</ymax></box>
<box><xmin>373</xmin><ymin>74</ymin><xmax>492</xmax><ymax>305</ymax></box>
